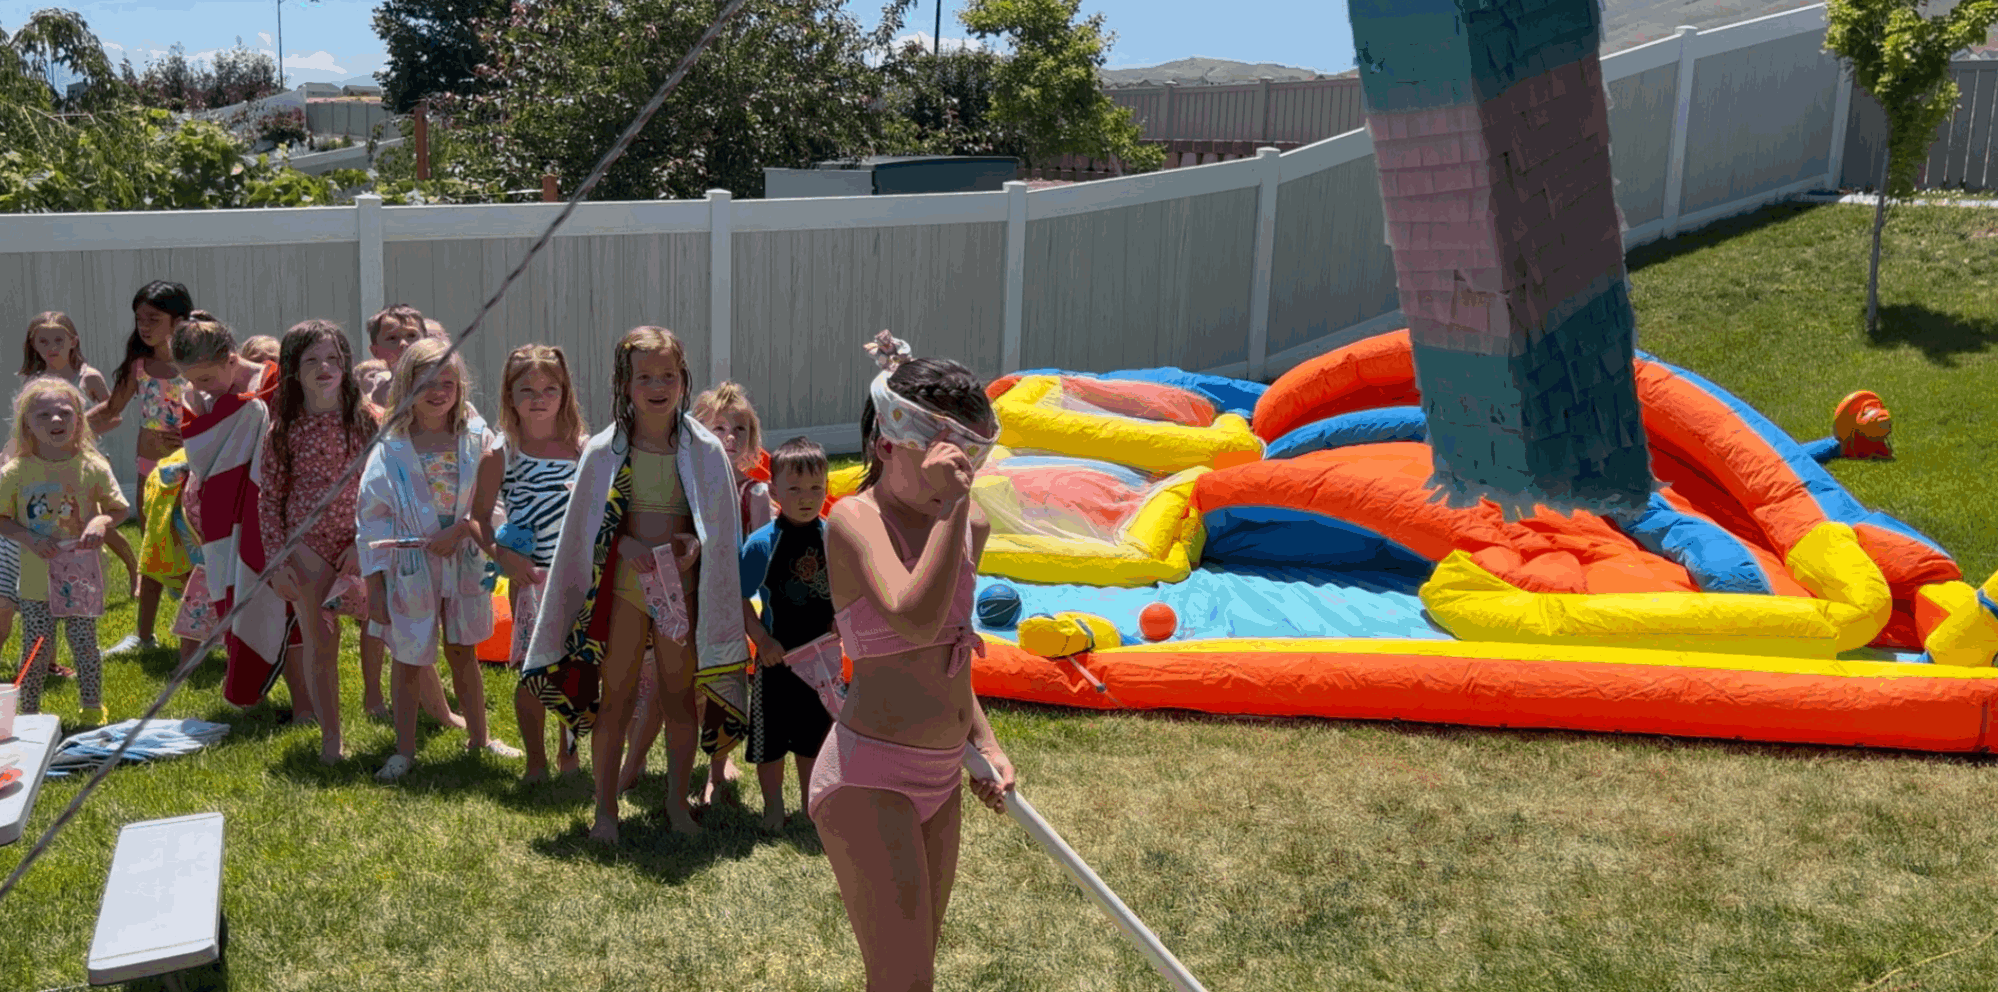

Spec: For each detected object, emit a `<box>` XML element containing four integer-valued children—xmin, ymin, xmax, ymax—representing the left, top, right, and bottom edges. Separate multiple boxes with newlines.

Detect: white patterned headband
<box><xmin>865</xmin><ymin>331</ymin><xmax>995</xmax><ymax>467</ymax></box>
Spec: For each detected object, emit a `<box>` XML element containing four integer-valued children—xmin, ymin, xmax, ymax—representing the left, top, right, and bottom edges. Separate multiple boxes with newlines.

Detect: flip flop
<box><xmin>375</xmin><ymin>754</ymin><xmax>415</xmax><ymax>782</ymax></box>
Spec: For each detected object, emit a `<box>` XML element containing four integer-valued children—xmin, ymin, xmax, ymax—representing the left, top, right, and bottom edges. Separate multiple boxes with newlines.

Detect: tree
<box><xmin>411</xmin><ymin>0</ymin><xmax>891</xmax><ymax>201</ymax></box>
<box><xmin>875</xmin><ymin>39</ymin><xmax>1024</xmax><ymax>157</ymax></box>
<box><xmin>1</xmin><ymin>9</ymin><xmax>344</xmax><ymax>212</ymax></box>
<box><xmin>948</xmin><ymin>0</ymin><xmax>1161</xmax><ymax>172</ymax></box>
<box><xmin>371</xmin><ymin>0</ymin><xmax>510</xmax><ymax>114</ymax></box>
<box><xmin>123</xmin><ymin>38</ymin><xmax>280</xmax><ymax>111</ymax></box>
<box><xmin>1825</xmin><ymin>0</ymin><xmax>1998</xmax><ymax>335</ymax></box>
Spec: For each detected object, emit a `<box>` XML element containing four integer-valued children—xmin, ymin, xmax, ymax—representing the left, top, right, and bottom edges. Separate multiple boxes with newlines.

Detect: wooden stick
<box><xmin>963</xmin><ymin>748</ymin><xmax>1208</xmax><ymax>992</ymax></box>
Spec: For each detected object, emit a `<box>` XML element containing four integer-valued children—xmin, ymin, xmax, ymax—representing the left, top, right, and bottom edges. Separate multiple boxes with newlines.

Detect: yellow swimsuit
<box><xmin>614</xmin><ymin>446</ymin><xmax>691</xmax><ymax>612</ymax></box>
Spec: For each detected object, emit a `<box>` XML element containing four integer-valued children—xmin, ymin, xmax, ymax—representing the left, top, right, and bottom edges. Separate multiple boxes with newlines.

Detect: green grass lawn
<box><xmin>6</xmin><ymin>199</ymin><xmax>1998</xmax><ymax>991</ymax></box>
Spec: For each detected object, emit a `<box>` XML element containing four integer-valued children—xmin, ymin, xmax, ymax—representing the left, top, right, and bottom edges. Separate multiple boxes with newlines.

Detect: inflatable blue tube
<box><xmin>1200</xmin><ymin>506</ymin><xmax>1433</xmax><ymax>583</ymax></box>
<box><xmin>1619</xmin><ymin>493</ymin><xmax>1776</xmax><ymax>595</ymax></box>
<box><xmin>1265</xmin><ymin>407</ymin><xmax>1429</xmax><ymax>459</ymax></box>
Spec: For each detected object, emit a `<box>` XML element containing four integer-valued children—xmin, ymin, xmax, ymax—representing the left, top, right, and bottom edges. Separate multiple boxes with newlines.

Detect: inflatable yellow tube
<box><xmin>992</xmin><ymin>376</ymin><xmax>1263</xmax><ymax>474</ymax></box>
<box><xmin>974</xmin><ymin>467</ymin><xmax>1208</xmax><ymax>586</ymax></box>
<box><xmin>1916</xmin><ymin>570</ymin><xmax>1998</xmax><ymax>667</ymax></box>
<box><xmin>1420</xmin><ymin>522</ymin><xmax>1892</xmax><ymax>658</ymax></box>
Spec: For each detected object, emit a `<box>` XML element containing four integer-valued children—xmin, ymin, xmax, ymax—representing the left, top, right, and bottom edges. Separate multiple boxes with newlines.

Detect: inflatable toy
<box><xmin>1139</xmin><ymin>603</ymin><xmax>1177</xmax><ymax>642</ymax></box>
<box><xmin>934</xmin><ymin>329</ymin><xmax>1998</xmax><ymax>753</ymax></box>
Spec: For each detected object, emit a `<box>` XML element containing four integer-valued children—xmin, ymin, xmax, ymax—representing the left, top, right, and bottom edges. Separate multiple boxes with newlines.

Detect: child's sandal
<box><xmin>375</xmin><ymin>754</ymin><xmax>415</xmax><ymax>782</ymax></box>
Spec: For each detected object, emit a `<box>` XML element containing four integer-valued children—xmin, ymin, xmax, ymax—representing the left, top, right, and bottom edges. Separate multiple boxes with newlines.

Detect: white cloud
<box><xmin>258</xmin><ymin>32</ymin><xmax>273</xmax><ymax>48</ymax></box>
<box><xmin>891</xmin><ymin>31</ymin><xmax>988</xmax><ymax>54</ymax></box>
<box><xmin>284</xmin><ymin>51</ymin><xmax>347</xmax><ymax>73</ymax></box>
<box><xmin>103</xmin><ymin>41</ymin><xmax>124</xmax><ymax>53</ymax></box>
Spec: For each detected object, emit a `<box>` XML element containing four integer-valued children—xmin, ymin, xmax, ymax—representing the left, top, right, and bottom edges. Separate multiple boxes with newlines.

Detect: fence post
<box><xmin>1825</xmin><ymin>64</ymin><xmax>1854</xmax><ymax>193</ymax></box>
<box><xmin>708</xmin><ymin>189</ymin><xmax>732</xmax><ymax>385</ymax></box>
<box><xmin>1259</xmin><ymin>76</ymin><xmax>1274</xmax><ymax>144</ymax></box>
<box><xmin>1002</xmin><ymin>180</ymin><xmax>1028</xmax><ymax>374</ymax></box>
<box><xmin>1247</xmin><ymin>147</ymin><xmax>1282</xmax><ymax>382</ymax></box>
<box><xmin>356</xmin><ymin>193</ymin><xmax>385</xmax><ymax>329</ymax></box>
<box><xmin>414</xmin><ymin>101</ymin><xmax>430</xmax><ymax>181</ymax></box>
<box><xmin>1661</xmin><ymin>25</ymin><xmax>1699</xmax><ymax>239</ymax></box>
<box><xmin>541</xmin><ymin>172</ymin><xmax>559</xmax><ymax>202</ymax></box>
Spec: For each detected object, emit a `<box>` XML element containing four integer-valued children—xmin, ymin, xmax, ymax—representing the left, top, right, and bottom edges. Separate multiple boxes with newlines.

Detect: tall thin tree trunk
<box><xmin>1867</xmin><ymin>145</ymin><xmax>1888</xmax><ymax>336</ymax></box>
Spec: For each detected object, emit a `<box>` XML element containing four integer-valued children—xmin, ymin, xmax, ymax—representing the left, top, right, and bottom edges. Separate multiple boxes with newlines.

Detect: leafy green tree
<box><xmin>875</xmin><ymin>39</ymin><xmax>1024</xmax><ymax>157</ymax></box>
<box><xmin>410</xmin><ymin>0</ymin><xmax>890</xmax><ymax>201</ymax></box>
<box><xmin>944</xmin><ymin>0</ymin><xmax>1161</xmax><ymax>171</ymax></box>
<box><xmin>1825</xmin><ymin>0</ymin><xmax>1998</xmax><ymax>334</ymax></box>
<box><xmin>121</xmin><ymin>39</ymin><xmax>280</xmax><ymax>111</ymax></box>
<box><xmin>371</xmin><ymin>0</ymin><xmax>510</xmax><ymax>114</ymax></box>
<box><xmin>1</xmin><ymin>9</ymin><xmax>345</xmax><ymax>212</ymax></box>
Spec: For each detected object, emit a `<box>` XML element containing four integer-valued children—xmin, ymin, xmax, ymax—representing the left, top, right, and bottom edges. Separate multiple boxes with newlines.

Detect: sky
<box><xmin>0</xmin><ymin>0</ymin><xmax>1358</xmax><ymax>87</ymax></box>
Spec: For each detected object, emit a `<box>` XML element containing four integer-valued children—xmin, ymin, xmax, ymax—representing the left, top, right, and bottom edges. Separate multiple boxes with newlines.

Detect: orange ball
<box><xmin>1138</xmin><ymin>602</ymin><xmax>1177</xmax><ymax>642</ymax></box>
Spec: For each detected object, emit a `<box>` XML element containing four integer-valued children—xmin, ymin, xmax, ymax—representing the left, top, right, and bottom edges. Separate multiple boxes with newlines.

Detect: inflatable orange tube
<box><xmin>970</xmin><ymin>637</ymin><xmax>1998</xmax><ymax>752</ymax></box>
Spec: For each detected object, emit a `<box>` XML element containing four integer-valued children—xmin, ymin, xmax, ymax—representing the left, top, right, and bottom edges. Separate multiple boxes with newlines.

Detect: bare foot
<box><xmin>363</xmin><ymin>702</ymin><xmax>389</xmax><ymax>720</ymax></box>
<box><xmin>522</xmin><ymin>764</ymin><xmax>549</xmax><ymax>784</ymax></box>
<box><xmin>759</xmin><ymin>806</ymin><xmax>786</xmax><ymax>834</ymax></box>
<box><xmin>589</xmin><ymin>811</ymin><xmax>620</xmax><ymax>844</ymax></box>
<box><xmin>319</xmin><ymin>745</ymin><xmax>345</xmax><ymax>766</ymax></box>
<box><xmin>718</xmin><ymin>754</ymin><xmax>741</xmax><ymax>783</ymax></box>
<box><xmin>701</xmin><ymin>774</ymin><xmax>742</xmax><ymax>808</ymax></box>
<box><xmin>666</xmin><ymin>804</ymin><xmax>701</xmax><ymax>836</ymax></box>
<box><xmin>557</xmin><ymin>754</ymin><xmax>581</xmax><ymax>777</ymax></box>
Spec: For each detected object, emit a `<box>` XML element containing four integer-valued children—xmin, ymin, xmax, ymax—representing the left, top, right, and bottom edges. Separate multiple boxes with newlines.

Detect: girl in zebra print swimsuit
<box><xmin>484</xmin><ymin>344</ymin><xmax>588</xmax><ymax>782</ymax></box>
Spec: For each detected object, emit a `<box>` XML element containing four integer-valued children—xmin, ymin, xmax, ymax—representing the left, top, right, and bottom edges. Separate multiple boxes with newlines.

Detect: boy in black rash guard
<box><xmin>739</xmin><ymin>437</ymin><xmax>837</xmax><ymax>833</ymax></box>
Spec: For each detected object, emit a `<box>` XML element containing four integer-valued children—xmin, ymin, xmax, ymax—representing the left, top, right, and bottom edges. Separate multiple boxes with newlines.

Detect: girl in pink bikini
<box><xmin>813</xmin><ymin>332</ymin><xmax>1017</xmax><ymax>992</ymax></box>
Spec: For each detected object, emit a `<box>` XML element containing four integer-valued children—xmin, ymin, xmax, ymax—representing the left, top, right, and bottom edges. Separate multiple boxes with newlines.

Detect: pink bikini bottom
<box><xmin>808</xmin><ymin>722</ymin><xmax>966</xmax><ymax>824</ymax></box>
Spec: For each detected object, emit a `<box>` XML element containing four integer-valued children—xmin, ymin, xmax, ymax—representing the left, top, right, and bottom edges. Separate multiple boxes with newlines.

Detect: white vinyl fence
<box><xmin>1</xmin><ymin>4</ymin><xmax>1856</xmax><ymax>490</ymax></box>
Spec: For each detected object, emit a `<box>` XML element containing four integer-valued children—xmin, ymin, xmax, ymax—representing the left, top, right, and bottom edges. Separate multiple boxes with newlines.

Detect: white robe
<box><xmin>354</xmin><ymin>423</ymin><xmax>499</xmax><ymax>663</ymax></box>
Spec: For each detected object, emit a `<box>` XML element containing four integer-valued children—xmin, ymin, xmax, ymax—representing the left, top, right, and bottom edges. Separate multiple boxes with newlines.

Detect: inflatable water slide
<box><xmin>821</xmin><ymin>330</ymin><xmax>1998</xmax><ymax>753</ymax></box>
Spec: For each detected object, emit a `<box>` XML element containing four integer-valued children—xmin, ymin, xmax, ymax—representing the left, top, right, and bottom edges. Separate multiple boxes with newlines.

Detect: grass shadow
<box><xmin>528</xmin><ymin>796</ymin><xmax>766</xmax><ymax>884</ymax></box>
<box><xmin>133</xmin><ymin>646</ymin><xmax>226</xmax><ymax>692</ymax></box>
<box><xmin>1624</xmin><ymin>200</ymin><xmax>1826</xmax><ymax>274</ymax></box>
<box><xmin>1866</xmin><ymin>302</ymin><xmax>1998</xmax><ymax>367</ymax></box>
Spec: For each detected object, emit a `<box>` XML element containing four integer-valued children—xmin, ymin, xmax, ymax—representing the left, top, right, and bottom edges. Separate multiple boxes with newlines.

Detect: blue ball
<box><xmin>976</xmin><ymin>584</ymin><xmax>1023</xmax><ymax>629</ymax></box>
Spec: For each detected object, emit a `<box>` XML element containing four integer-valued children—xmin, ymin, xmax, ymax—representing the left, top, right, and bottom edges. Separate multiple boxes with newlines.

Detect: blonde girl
<box><xmin>20</xmin><ymin>312</ymin><xmax>142</xmax><ymax>592</ymax></box>
<box><xmin>0</xmin><ymin>378</ymin><xmax>130</xmax><ymax>721</ymax></box>
<box><xmin>622</xmin><ymin>380</ymin><xmax>771</xmax><ymax>802</ymax></box>
<box><xmin>518</xmin><ymin>327</ymin><xmax>747</xmax><ymax>844</ymax></box>
<box><xmin>482</xmin><ymin>344</ymin><xmax>588</xmax><ymax>782</ymax></box>
<box><xmin>259</xmin><ymin>320</ymin><xmax>378</xmax><ymax>765</ymax></box>
<box><xmin>239</xmin><ymin>335</ymin><xmax>281</xmax><ymax>365</ymax></box>
<box><xmin>357</xmin><ymin>338</ymin><xmax>521</xmax><ymax>782</ymax></box>
<box><xmin>92</xmin><ymin>281</ymin><xmax>192</xmax><ymax>659</ymax></box>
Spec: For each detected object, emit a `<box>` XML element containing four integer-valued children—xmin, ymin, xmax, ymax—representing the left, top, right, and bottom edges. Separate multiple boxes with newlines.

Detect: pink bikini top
<box><xmin>834</xmin><ymin>533</ymin><xmax>981</xmax><ymax>678</ymax></box>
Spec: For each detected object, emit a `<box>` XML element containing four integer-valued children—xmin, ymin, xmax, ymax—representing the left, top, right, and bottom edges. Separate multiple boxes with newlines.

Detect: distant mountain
<box><xmin>1100</xmin><ymin>58</ymin><xmax>1327</xmax><ymax>88</ymax></box>
<box><xmin>1098</xmin><ymin>0</ymin><xmax>1998</xmax><ymax>88</ymax></box>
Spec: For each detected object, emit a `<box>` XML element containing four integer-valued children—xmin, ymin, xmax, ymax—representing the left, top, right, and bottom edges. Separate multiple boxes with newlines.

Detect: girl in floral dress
<box><xmin>258</xmin><ymin>320</ymin><xmax>379</xmax><ymax>765</ymax></box>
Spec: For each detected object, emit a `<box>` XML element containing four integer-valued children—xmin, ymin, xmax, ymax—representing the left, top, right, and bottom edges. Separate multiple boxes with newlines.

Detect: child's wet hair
<box><xmin>170</xmin><ymin>310</ymin><xmax>235</xmax><ymax>365</ymax></box>
<box><xmin>21</xmin><ymin>311</ymin><xmax>85</xmax><ymax>378</ymax></box>
<box><xmin>611</xmin><ymin>326</ymin><xmax>689</xmax><ymax>444</ymax></box>
<box><xmin>11</xmin><ymin>375</ymin><xmax>98</xmax><ymax>459</ymax></box>
<box><xmin>269</xmin><ymin>320</ymin><xmax>374</xmax><ymax>522</ymax></box>
<box><xmin>858</xmin><ymin>357</ymin><xmax>994</xmax><ymax>493</ymax></box>
<box><xmin>770</xmin><ymin>436</ymin><xmax>829</xmax><ymax>484</ymax></box>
